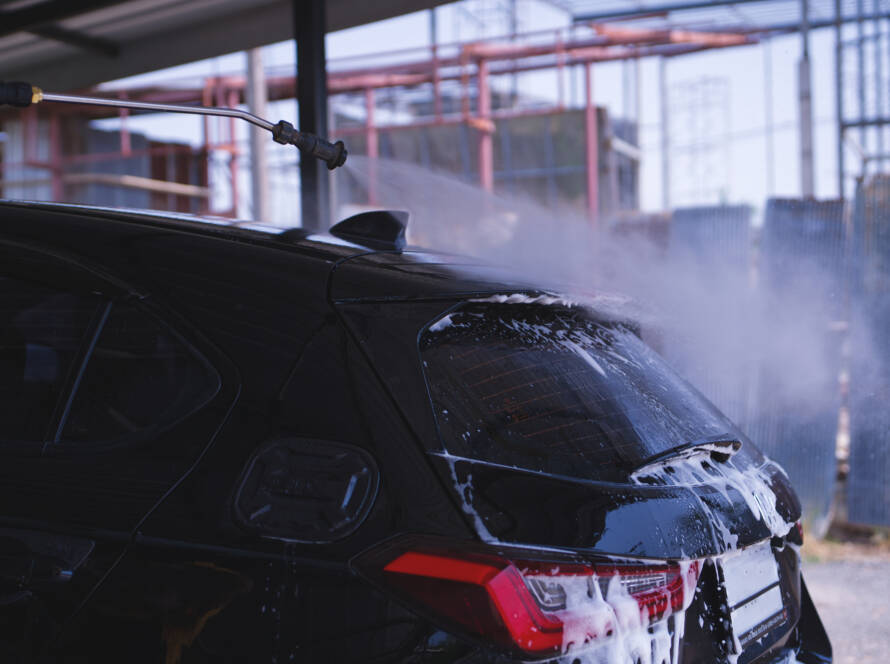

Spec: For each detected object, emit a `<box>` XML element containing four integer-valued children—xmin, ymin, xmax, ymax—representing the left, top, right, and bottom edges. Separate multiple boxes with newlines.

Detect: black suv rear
<box><xmin>0</xmin><ymin>201</ymin><xmax>831</xmax><ymax>664</ymax></box>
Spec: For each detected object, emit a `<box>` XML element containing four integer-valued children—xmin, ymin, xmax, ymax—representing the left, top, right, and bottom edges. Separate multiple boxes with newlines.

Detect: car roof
<box><xmin>0</xmin><ymin>199</ymin><xmax>541</xmax><ymax>301</ymax></box>
<box><xmin>0</xmin><ymin>198</ymin><xmax>359</xmax><ymax>256</ymax></box>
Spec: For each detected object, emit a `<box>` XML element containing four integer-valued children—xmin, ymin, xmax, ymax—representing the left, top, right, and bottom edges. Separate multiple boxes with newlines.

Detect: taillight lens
<box><xmin>356</xmin><ymin>540</ymin><xmax>700</xmax><ymax>659</ymax></box>
<box><xmin>383</xmin><ymin>551</ymin><xmax>565</xmax><ymax>654</ymax></box>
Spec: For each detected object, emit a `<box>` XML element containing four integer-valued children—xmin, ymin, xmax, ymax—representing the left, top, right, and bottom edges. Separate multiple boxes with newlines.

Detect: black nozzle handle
<box><xmin>272</xmin><ymin>120</ymin><xmax>348</xmax><ymax>170</ymax></box>
<box><xmin>0</xmin><ymin>81</ymin><xmax>36</xmax><ymax>107</ymax></box>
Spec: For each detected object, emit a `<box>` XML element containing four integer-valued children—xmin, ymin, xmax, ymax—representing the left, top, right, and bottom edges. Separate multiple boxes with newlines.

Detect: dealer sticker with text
<box><xmin>720</xmin><ymin>542</ymin><xmax>788</xmax><ymax>647</ymax></box>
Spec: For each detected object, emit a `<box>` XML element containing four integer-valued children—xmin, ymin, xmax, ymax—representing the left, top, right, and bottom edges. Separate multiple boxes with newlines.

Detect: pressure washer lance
<box><xmin>0</xmin><ymin>81</ymin><xmax>347</xmax><ymax>169</ymax></box>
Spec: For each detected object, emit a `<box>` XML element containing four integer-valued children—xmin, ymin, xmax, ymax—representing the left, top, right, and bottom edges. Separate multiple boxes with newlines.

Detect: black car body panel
<box><xmin>426</xmin><ymin>456</ymin><xmax>799</xmax><ymax>559</ymax></box>
<box><xmin>0</xmin><ymin>200</ymin><xmax>830</xmax><ymax>664</ymax></box>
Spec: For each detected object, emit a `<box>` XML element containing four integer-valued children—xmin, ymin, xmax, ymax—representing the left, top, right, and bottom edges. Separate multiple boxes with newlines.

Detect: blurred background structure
<box><xmin>1</xmin><ymin>0</ymin><xmax>889</xmax><ymax>533</ymax></box>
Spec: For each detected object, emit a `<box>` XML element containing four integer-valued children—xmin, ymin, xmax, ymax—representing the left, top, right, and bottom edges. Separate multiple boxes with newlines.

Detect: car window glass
<box><xmin>61</xmin><ymin>302</ymin><xmax>220</xmax><ymax>443</ymax></box>
<box><xmin>0</xmin><ymin>276</ymin><xmax>100</xmax><ymax>442</ymax></box>
<box><xmin>420</xmin><ymin>303</ymin><xmax>760</xmax><ymax>483</ymax></box>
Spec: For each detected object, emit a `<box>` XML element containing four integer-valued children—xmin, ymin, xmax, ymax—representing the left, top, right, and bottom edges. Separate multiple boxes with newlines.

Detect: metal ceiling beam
<box><xmin>599</xmin><ymin>12</ymin><xmax>889</xmax><ymax>37</ymax></box>
<box><xmin>0</xmin><ymin>2</ymin><xmax>287</xmax><ymax>92</ymax></box>
<box><xmin>0</xmin><ymin>0</ymin><xmax>130</xmax><ymax>39</ymax></box>
<box><xmin>745</xmin><ymin>12</ymin><xmax>890</xmax><ymax>33</ymax></box>
<box><xmin>574</xmin><ymin>1</ymin><xmax>890</xmax><ymax>31</ymax></box>
<box><xmin>29</xmin><ymin>25</ymin><xmax>120</xmax><ymax>57</ymax></box>
<box><xmin>0</xmin><ymin>0</ymin><xmax>457</xmax><ymax>93</ymax></box>
<box><xmin>574</xmin><ymin>0</ymin><xmax>777</xmax><ymax>22</ymax></box>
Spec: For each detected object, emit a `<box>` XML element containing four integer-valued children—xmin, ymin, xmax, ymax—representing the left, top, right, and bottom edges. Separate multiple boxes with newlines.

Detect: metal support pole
<box><xmin>634</xmin><ymin>58</ymin><xmax>641</xmax><ymax>124</ymax></box>
<box><xmin>365</xmin><ymin>87</ymin><xmax>378</xmax><ymax>204</ymax></box>
<box><xmin>659</xmin><ymin>56</ymin><xmax>670</xmax><ymax>210</ymax></box>
<box><xmin>295</xmin><ymin>0</ymin><xmax>330</xmax><ymax>231</ymax></box>
<box><xmin>764</xmin><ymin>38</ymin><xmax>776</xmax><ymax>195</ymax></box>
<box><xmin>24</xmin><ymin>105</ymin><xmax>37</xmax><ymax>164</ymax></box>
<box><xmin>836</xmin><ymin>0</ymin><xmax>846</xmax><ymax>198</ymax></box>
<box><xmin>227</xmin><ymin>88</ymin><xmax>239</xmax><ymax>217</ymax></box>
<box><xmin>49</xmin><ymin>113</ymin><xmax>62</xmax><ymax>202</ymax></box>
<box><xmin>477</xmin><ymin>58</ymin><xmax>494</xmax><ymax>192</ymax></box>
<box><xmin>623</xmin><ymin>59</ymin><xmax>633</xmax><ymax>120</ymax></box>
<box><xmin>799</xmin><ymin>0</ymin><xmax>815</xmax><ymax>197</ymax></box>
<box><xmin>557</xmin><ymin>31</ymin><xmax>565</xmax><ymax>110</ymax></box>
<box><xmin>246</xmin><ymin>48</ymin><xmax>269</xmax><ymax>221</ymax></box>
<box><xmin>857</xmin><ymin>0</ymin><xmax>866</xmax><ymax>159</ymax></box>
<box><xmin>430</xmin><ymin>9</ymin><xmax>442</xmax><ymax>120</ymax></box>
<box><xmin>510</xmin><ymin>0</ymin><xmax>519</xmax><ymax>102</ymax></box>
<box><xmin>633</xmin><ymin>58</ymin><xmax>641</xmax><ymax>207</ymax></box>
<box><xmin>886</xmin><ymin>17</ymin><xmax>890</xmax><ymax>171</ymax></box>
<box><xmin>201</xmin><ymin>82</ymin><xmax>212</xmax><ymax>214</ymax></box>
<box><xmin>166</xmin><ymin>145</ymin><xmax>175</xmax><ymax>212</ymax></box>
<box><xmin>874</xmin><ymin>0</ymin><xmax>884</xmax><ymax>168</ymax></box>
<box><xmin>118</xmin><ymin>91</ymin><xmax>131</xmax><ymax>157</ymax></box>
<box><xmin>460</xmin><ymin>49</ymin><xmax>471</xmax><ymax>121</ymax></box>
<box><xmin>584</xmin><ymin>61</ymin><xmax>599</xmax><ymax>226</ymax></box>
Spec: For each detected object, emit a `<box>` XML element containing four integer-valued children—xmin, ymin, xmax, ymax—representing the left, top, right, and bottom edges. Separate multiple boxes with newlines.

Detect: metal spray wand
<box><xmin>0</xmin><ymin>80</ymin><xmax>347</xmax><ymax>169</ymax></box>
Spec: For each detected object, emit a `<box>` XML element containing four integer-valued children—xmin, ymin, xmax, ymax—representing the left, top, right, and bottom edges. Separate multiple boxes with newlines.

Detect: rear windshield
<box><xmin>420</xmin><ymin>303</ymin><xmax>754</xmax><ymax>482</ymax></box>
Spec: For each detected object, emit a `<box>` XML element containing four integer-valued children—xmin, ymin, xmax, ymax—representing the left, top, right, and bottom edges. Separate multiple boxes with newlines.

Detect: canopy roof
<box><xmin>0</xmin><ymin>0</ymin><xmax>454</xmax><ymax>91</ymax></box>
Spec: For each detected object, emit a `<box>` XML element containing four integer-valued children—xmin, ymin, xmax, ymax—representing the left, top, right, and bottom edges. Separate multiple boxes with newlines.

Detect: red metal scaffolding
<box><xmin>0</xmin><ymin>21</ymin><xmax>765</xmax><ymax>223</ymax></box>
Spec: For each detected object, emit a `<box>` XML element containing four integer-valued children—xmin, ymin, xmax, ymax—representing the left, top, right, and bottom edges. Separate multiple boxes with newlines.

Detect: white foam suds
<box><xmin>428</xmin><ymin>313</ymin><xmax>455</xmax><ymax>332</ymax></box>
<box><xmin>470</xmin><ymin>291</ymin><xmax>637</xmax><ymax>320</ymax></box>
<box><xmin>630</xmin><ymin>457</ymin><xmax>796</xmax><ymax>547</ymax></box>
<box><xmin>472</xmin><ymin>293</ymin><xmax>580</xmax><ymax>307</ymax></box>
<box><xmin>540</xmin><ymin>543</ymin><xmax>800</xmax><ymax>664</ymax></box>
<box><xmin>441</xmin><ymin>452</ymin><xmax>500</xmax><ymax>543</ymax></box>
<box><xmin>568</xmin><ymin>340</ymin><xmax>608</xmax><ymax>377</ymax></box>
<box><xmin>537</xmin><ymin>561</ymin><xmax>699</xmax><ymax>664</ymax></box>
<box><xmin>439</xmin><ymin>449</ymin><xmax>799</xmax><ymax>664</ymax></box>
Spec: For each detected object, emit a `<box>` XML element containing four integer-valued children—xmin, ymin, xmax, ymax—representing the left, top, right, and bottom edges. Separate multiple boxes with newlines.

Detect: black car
<box><xmin>0</xmin><ymin>200</ymin><xmax>831</xmax><ymax>664</ymax></box>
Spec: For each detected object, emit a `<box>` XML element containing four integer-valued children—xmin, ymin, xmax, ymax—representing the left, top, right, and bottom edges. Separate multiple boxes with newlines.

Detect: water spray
<box><xmin>0</xmin><ymin>80</ymin><xmax>347</xmax><ymax>170</ymax></box>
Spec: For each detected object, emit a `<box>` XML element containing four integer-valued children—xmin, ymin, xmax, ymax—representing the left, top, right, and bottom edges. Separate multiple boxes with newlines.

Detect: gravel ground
<box><xmin>802</xmin><ymin>555</ymin><xmax>890</xmax><ymax>664</ymax></box>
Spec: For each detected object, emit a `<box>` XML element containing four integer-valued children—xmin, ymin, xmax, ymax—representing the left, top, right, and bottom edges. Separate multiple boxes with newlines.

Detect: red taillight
<box><xmin>366</xmin><ymin>544</ymin><xmax>701</xmax><ymax>660</ymax></box>
<box><xmin>383</xmin><ymin>551</ymin><xmax>563</xmax><ymax>655</ymax></box>
<box><xmin>593</xmin><ymin>563</ymin><xmax>692</xmax><ymax>620</ymax></box>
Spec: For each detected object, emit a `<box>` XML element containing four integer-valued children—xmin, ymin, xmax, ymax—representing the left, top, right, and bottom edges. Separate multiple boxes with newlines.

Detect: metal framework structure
<box><xmin>548</xmin><ymin>0</ymin><xmax>890</xmax><ymax>198</ymax></box>
<box><xmin>0</xmin><ymin>0</ymin><xmax>887</xmax><ymax>217</ymax></box>
<box><xmin>2</xmin><ymin>18</ymin><xmax>780</xmax><ymax>225</ymax></box>
<box><xmin>4</xmin><ymin>0</ymin><xmax>887</xmax><ymax>220</ymax></box>
<box><xmin>0</xmin><ymin>0</ymin><xmax>455</xmax><ymax>230</ymax></box>
<box><xmin>668</xmin><ymin>76</ymin><xmax>732</xmax><ymax>206</ymax></box>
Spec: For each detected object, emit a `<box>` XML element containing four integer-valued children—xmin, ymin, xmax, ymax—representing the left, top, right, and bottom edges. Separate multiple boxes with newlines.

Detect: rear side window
<box><xmin>61</xmin><ymin>302</ymin><xmax>220</xmax><ymax>443</ymax></box>
<box><xmin>0</xmin><ymin>276</ymin><xmax>101</xmax><ymax>442</ymax></box>
<box><xmin>420</xmin><ymin>303</ymin><xmax>751</xmax><ymax>482</ymax></box>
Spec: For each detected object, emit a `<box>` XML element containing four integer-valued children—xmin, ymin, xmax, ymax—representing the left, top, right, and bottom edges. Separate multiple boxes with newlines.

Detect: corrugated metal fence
<box><xmin>671</xmin><ymin>204</ymin><xmax>752</xmax><ymax>272</ymax></box>
<box><xmin>666</xmin><ymin>205</ymin><xmax>753</xmax><ymax>428</ymax></box>
<box><xmin>847</xmin><ymin>176</ymin><xmax>890</xmax><ymax>527</ymax></box>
